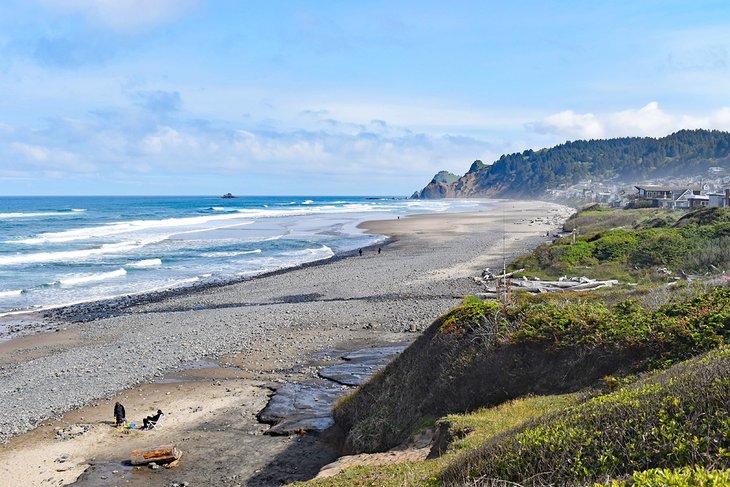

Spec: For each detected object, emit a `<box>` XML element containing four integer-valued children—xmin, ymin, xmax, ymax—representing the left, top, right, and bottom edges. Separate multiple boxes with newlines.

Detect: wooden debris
<box><xmin>475</xmin><ymin>271</ymin><xmax>618</xmax><ymax>295</ymax></box>
<box><xmin>130</xmin><ymin>445</ymin><xmax>182</xmax><ymax>466</ymax></box>
<box><xmin>165</xmin><ymin>452</ymin><xmax>183</xmax><ymax>469</ymax></box>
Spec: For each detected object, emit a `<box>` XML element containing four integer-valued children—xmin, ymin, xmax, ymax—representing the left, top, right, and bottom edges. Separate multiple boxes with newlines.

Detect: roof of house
<box><xmin>634</xmin><ymin>185</ymin><xmax>675</xmax><ymax>192</ymax></box>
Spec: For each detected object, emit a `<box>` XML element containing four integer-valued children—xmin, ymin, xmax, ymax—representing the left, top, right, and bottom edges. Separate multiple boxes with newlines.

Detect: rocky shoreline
<box><xmin>0</xmin><ymin>202</ymin><xmax>574</xmax><ymax>486</ymax></box>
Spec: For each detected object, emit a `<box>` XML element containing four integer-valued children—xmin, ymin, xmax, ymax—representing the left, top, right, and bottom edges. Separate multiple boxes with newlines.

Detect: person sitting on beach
<box><xmin>113</xmin><ymin>402</ymin><xmax>125</xmax><ymax>426</ymax></box>
<box><xmin>142</xmin><ymin>409</ymin><xmax>164</xmax><ymax>430</ymax></box>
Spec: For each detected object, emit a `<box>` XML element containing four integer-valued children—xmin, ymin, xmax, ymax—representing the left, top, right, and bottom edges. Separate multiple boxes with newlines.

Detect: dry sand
<box><xmin>0</xmin><ymin>200</ymin><xmax>573</xmax><ymax>486</ymax></box>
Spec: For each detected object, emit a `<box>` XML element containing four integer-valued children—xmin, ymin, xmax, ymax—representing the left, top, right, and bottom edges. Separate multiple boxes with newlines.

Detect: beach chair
<box><xmin>146</xmin><ymin>413</ymin><xmax>164</xmax><ymax>430</ymax></box>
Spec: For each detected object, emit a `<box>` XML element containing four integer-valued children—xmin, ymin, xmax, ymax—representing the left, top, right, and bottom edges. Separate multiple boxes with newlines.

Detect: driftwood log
<box><xmin>475</xmin><ymin>274</ymin><xmax>618</xmax><ymax>295</ymax></box>
<box><xmin>130</xmin><ymin>445</ymin><xmax>182</xmax><ymax>466</ymax></box>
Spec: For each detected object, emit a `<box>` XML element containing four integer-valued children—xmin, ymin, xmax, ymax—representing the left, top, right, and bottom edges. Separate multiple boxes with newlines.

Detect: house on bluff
<box><xmin>634</xmin><ymin>186</ymin><xmax>729</xmax><ymax>209</ymax></box>
<box><xmin>707</xmin><ymin>189</ymin><xmax>730</xmax><ymax>208</ymax></box>
<box><xmin>633</xmin><ymin>185</ymin><xmax>701</xmax><ymax>208</ymax></box>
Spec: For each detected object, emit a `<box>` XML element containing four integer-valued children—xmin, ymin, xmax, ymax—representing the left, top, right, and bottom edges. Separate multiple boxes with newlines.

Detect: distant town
<box><xmin>546</xmin><ymin>166</ymin><xmax>730</xmax><ymax>208</ymax></box>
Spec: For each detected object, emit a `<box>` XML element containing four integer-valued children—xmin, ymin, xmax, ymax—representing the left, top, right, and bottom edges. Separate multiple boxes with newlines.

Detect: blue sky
<box><xmin>1</xmin><ymin>1</ymin><xmax>730</xmax><ymax>195</ymax></box>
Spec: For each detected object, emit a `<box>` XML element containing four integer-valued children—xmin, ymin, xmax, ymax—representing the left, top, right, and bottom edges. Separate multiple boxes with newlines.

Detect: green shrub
<box><xmin>630</xmin><ymin>230</ymin><xmax>689</xmax><ymax>267</ymax></box>
<box><xmin>515</xmin><ymin>207</ymin><xmax>730</xmax><ymax>280</ymax></box>
<box><xmin>505</xmin><ymin>286</ymin><xmax>729</xmax><ymax>364</ymax></box>
<box><xmin>560</xmin><ymin>240</ymin><xmax>598</xmax><ymax>266</ymax></box>
<box><xmin>592</xmin><ymin>231</ymin><xmax>640</xmax><ymax>261</ymax></box>
<box><xmin>598</xmin><ymin>466</ymin><xmax>730</xmax><ymax>486</ymax></box>
<box><xmin>438</xmin><ymin>297</ymin><xmax>501</xmax><ymax>336</ymax></box>
<box><xmin>684</xmin><ymin>236</ymin><xmax>730</xmax><ymax>272</ymax></box>
<box><xmin>440</xmin><ymin>347</ymin><xmax>730</xmax><ymax>486</ymax></box>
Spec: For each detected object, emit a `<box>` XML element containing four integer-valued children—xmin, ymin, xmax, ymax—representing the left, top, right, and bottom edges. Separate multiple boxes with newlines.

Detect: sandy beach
<box><xmin>0</xmin><ymin>200</ymin><xmax>573</xmax><ymax>486</ymax></box>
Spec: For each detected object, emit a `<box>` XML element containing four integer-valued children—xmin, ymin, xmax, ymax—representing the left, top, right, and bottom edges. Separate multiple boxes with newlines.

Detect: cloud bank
<box><xmin>529</xmin><ymin>102</ymin><xmax>730</xmax><ymax>140</ymax></box>
<box><xmin>0</xmin><ymin>105</ymin><xmax>498</xmax><ymax>194</ymax></box>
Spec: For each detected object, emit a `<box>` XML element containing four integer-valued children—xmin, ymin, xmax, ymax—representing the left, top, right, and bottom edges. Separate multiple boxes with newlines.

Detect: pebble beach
<box><xmin>0</xmin><ymin>200</ymin><xmax>573</xmax><ymax>486</ymax></box>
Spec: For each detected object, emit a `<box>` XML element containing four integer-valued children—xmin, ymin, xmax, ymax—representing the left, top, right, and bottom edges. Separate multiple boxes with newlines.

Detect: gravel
<box><xmin>0</xmin><ymin>203</ymin><xmax>573</xmax><ymax>443</ymax></box>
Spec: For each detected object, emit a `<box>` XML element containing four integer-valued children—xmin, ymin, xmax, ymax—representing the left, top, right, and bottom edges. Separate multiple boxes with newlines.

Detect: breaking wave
<box><xmin>0</xmin><ymin>289</ymin><xmax>24</xmax><ymax>298</ymax></box>
<box><xmin>127</xmin><ymin>258</ymin><xmax>163</xmax><ymax>268</ymax></box>
<box><xmin>57</xmin><ymin>268</ymin><xmax>127</xmax><ymax>286</ymax></box>
<box><xmin>0</xmin><ymin>236</ymin><xmax>168</xmax><ymax>266</ymax></box>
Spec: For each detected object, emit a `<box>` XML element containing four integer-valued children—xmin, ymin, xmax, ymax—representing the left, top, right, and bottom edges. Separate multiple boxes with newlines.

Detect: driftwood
<box><xmin>476</xmin><ymin>274</ymin><xmax>618</xmax><ymax>295</ymax></box>
<box><xmin>165</xmin><ymin>452</ymin><xmax>183</xmax><ymax>469</ymax></box>
<box><xmin>130</xmin><ymin>445</ymin><xmax>182</xmax><ymax>466</ymax></box>
<box><xmin>481</xmin><ymin>268</ymin><xmax>524</xmax><ymax>280</ymax></box>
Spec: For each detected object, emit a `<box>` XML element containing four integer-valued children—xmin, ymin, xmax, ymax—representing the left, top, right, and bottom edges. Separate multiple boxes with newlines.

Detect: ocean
<box><xmin>0</xmin><ymin>196</ymin><xmax>487</xmax><ymax>315</ymax></box>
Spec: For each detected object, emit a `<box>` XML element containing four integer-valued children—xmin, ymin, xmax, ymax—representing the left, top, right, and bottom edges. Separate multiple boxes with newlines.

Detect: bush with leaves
<box><xmin>440</xmin><ymin>346</ymin><xmax>730</xmax><ymax>486</ymax></box>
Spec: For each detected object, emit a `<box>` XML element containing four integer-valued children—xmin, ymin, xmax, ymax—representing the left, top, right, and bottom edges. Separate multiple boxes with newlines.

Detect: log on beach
<box><xmin>478</xmin><ymin>277</ymin><xmax>619</xmax><ymax>294</ymax></box>
<box><xmin>130</xmin><ymin>445</ymin><xmax>182</xmax><ymax>466</ymax></box>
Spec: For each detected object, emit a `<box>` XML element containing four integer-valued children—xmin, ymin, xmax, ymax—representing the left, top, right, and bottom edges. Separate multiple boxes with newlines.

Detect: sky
<box><xmin>1</xmin><ymin>1</ymin><xmax>730</xmax><ymax>196</ymax></box>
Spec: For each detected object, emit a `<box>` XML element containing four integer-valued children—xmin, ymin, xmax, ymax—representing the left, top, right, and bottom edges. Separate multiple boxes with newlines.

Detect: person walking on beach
<box><xmin>142</xmin><ymin>409</ymin><xmax>164</xmax><ymax>429</ymax></box>
<box><xmin>113</xmin><ymin>402</ymin><xmax>126</xmax><ymax>426</ymax></box>
<box><xmin>358</xmin><ymin>248</ymin><xmax>363</xmax><ymax>256</ymax></box>
<box><xmin>378</xmin><ymin>247</ymin><xmax>382</xmax><ymax>254</ymax></box>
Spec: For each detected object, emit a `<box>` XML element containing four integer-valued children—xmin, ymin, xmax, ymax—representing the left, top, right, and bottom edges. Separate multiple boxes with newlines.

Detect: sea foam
<box><xmin>0</xmin><ymin>289</ymin><xmax>24</xmax><ymax>298</ymax></box>
<box><xmin>58</xmin><ymin>268</ymin><xmax>127</xmax><ymax>286</ymax></box>
<box><xmin>203</xmin><ymin>249</ymin><xmax>262</xmax><ymax>258</ymax></box>
<box><xmin>127</xmin><ymin>258</ymin><xmax>163</xmax><ymax>268</ymax></box>
<box><xmin>13</xmin><ymin>213</ymin><xmax>257</xmax><ymax>245</ymax></box>
<box><xmin>0</xmin><ymin>236</ymin><xmax>168</xmax><ymax>266</ymax></box>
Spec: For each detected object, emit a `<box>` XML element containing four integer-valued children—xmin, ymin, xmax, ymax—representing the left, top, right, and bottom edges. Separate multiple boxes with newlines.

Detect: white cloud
<box><xmin>8</xmin><ymin>142</ymin><xmax>95</xmax><ymax>172</ymax></box>
<box><xmin>141</xmin><ymin>127</ymin><xmax>193</xmax><ymax>154</ymax></box>
<box><xmin>40</xmin><ymin>0</ymin><xmax>198</xmax><ymax>30</ymax></box>
<box><xmin>528</xmin><ymin>110</ymin><xmax>605</xmax><ymax>139</ymax></box>
<box><xmin>530</xmin><ymin>102</ymin><xmax>730</xmax><ymax>141</ymax></box>
<box><xmin>708</xmin><ymin>107</ymin><xmax>730</xmax><ymax>130</ymax></box>
<box><xmin>11</xmin><ymin>142</ymin><xmax>50</xmax><ymax>161</ymax></box>
<box><xmin>607</xmin><ymin>102</ymin><xmax>678</xmax><ymax>137</ymax></box>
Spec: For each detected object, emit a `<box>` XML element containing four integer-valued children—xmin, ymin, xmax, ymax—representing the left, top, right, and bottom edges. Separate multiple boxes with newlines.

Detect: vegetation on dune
<box><xmin>439</xmin><ymin>346</ymin><xmax>730</xmax><ymax>486</ymax></box>
<box><xmin>438</xmin><ymin>296</ymin><xmax>500</xmax><ymax>335</ymax></box>
<box><xmin>596</xmin><ymin>466</ymin><xmax>730</xmax><ymax>486</ymax></box>
<box><xmin>440</xmin><ymin>286</ymin><xmax>730</xmax><ymax>369</ymax></box>
<box><xmin>506</xmin><ymin>286</ymin><xmax>730</xmax><ymax>366</ymax></box>
<box><xmin>511</xmin><ymin>207</ymin><xmax>730</xmax><ymax>280</ymax></box>
<box><xmin>435</xmin><ymin>394</ymin><xmax>579</xmax><ymax>455</ymax></box>
<box><xmin>296</xmin><ymin>394</ymin><xmax>578</xmax><ymax>487</ymax></box>
<box><xmin>333</xmin><ymin>284</ymin><xmax>729</xmax><ymax>454</ymax></box>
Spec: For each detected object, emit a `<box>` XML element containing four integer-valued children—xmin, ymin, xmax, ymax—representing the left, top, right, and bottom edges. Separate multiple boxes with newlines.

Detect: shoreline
<box><xmin>0</xmin><ymin>200</ymin><xmax>574</xmax><ymax>486</ymax></box>
<box><xmin>0</xmin><ymin>238</ymin><xmax>393</xmax><ymax>338</ymax></box>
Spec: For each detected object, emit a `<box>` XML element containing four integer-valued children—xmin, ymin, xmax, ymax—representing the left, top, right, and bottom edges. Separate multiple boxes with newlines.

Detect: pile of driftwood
<box><xmin>474</xmin><ymin>268</ymin><xmax>618</xmax><ymax>299</ymax></box>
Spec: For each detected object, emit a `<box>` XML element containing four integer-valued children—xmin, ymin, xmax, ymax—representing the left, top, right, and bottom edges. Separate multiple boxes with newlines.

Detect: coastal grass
<box><xmin>295</xmin><ymin>394</ymin><xmax>578</xmax><ymax>487</ymax></box>
<box><xmin>437</xmin><ymin>393</ymin><xmax>580</xmax><ymax>454</ymax></box>
<box><xmin>438</xmin><ymin>346</ymin><xmax>730</xmax><ymax>486</ymax></box>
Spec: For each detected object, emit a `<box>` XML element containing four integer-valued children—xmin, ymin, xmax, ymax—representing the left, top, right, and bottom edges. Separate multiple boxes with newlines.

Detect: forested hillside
<box><xmin>414</xmin><ymin>129</ymin><xmax>730</xmax><ymax>198</ymax></box>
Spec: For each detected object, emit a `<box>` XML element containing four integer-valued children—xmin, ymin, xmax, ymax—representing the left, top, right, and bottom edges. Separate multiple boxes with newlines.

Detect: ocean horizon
<box><xmin>0</xmin><ymin>195</ymin><xmax>488</xmax><ymax>316</ymax></box>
